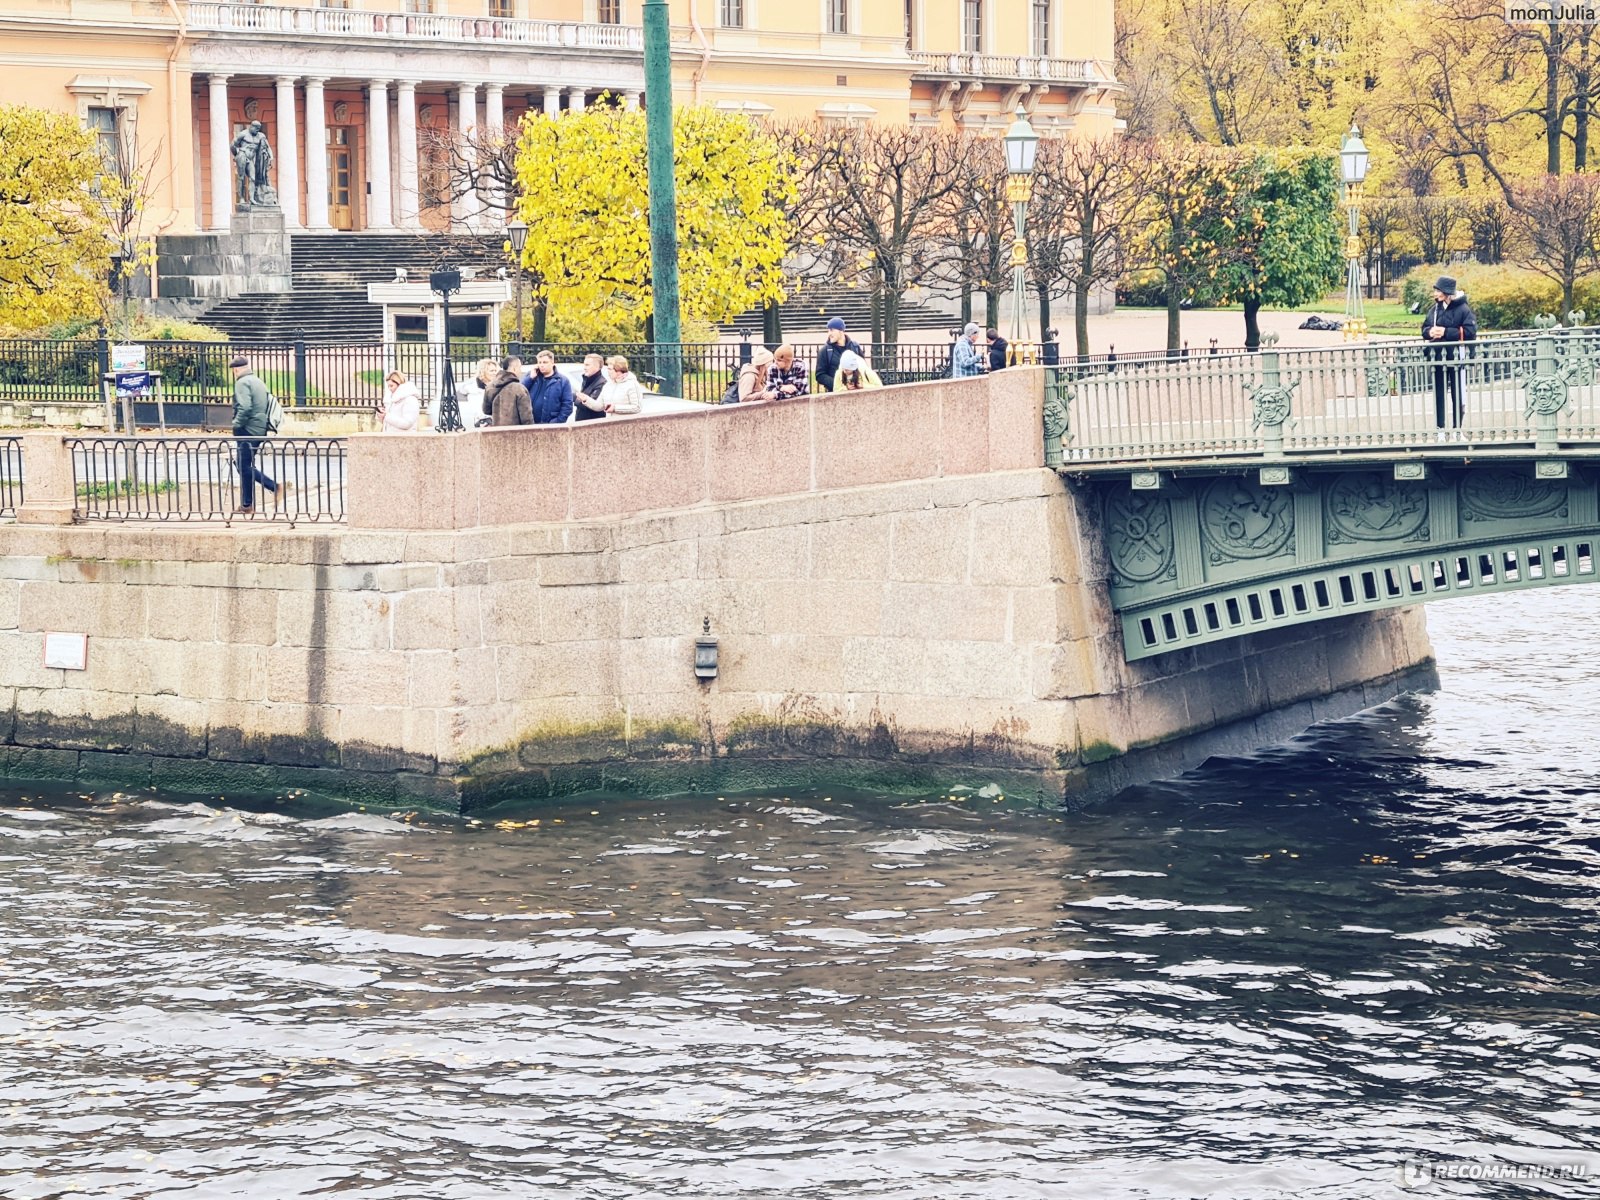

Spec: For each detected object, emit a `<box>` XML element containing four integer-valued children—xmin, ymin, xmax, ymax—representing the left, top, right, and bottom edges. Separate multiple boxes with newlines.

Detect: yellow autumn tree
<box><xmin>512</xmin><ymin>105</ymin><xmax>795</xmax><ymax>331</ymax></box>
<box><xmin>0</xmin><ymin>104</ymin><xmax>118</xmax><ymax>332</ymax></box>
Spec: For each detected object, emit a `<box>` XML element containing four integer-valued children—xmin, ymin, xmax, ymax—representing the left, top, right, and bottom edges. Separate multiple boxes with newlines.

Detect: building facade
<box><xmin>0</xmin><ymin>0</ymin><xmax>1118</xmax><ymax>240</ymax></box>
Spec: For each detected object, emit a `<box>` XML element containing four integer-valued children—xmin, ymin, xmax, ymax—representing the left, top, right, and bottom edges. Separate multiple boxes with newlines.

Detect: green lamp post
<box><xmin>643</xmin><ymin>0</ymin><xmax>682</xmax><ymax>397</ymax></box>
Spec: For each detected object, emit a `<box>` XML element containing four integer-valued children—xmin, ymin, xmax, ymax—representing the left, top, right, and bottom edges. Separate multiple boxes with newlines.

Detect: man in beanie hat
<box><xmin>815</xmin><ymin>317</ymin><xmax>862</xmax><ymax>393</ymax></box>
<box><xmin>1423</xmin><ymin>275</ymin><xmax>1477</xmax><ymax>432</ymax></box>
<box><xmin>951</xmin><ymin>322</ymin><xmax>985</xmax><ymax>378</ymax></box>
<box><xmin>229</xmin><ymin>354</ymin><xmax>283</xmax><ymax>514</ymax></box>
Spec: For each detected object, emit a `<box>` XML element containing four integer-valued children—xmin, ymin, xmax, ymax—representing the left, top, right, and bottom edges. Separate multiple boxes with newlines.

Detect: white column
<box><xmin>274</xmin><ymin>76</ymin><xmax>301</xmax><ymax>229</ymax></box>
<box><xmin>543</xmin><ymin>85</ymin><xmax>562</xmax><ymax>116</ymax></box>
<box><xmin>455</xmin><ymin>82</ymin><xmax>478</xmax><ymax>229</ymax></box>
<box><xmin>303</xmin><ymin>77</ymin><xmax>330</xmax><ymax>230</ymax></box>
<box><xmin>367</xmin><ymin>79</ymin><xmax>394</xmax><ymax>229</ymax></box>
<box><xmin>567</xmin><ymin>88</ymin><xmax>586</xmax><ymax>114</ymax></box>
<box><xmin>396</xmin><ymin>80</ymin><xmax>420</xmax><ymax>230</ymax></box>
<box><xmin>484</xmin><ymin>83</ymin><xmax>504</xmax><ymax>135</ymax></box>
<box><xmin>483</xmin><ymin>84</ymin><xmax>506</xmax><ymax>225</ymax></box>
<box><xmin>623</xmin><ymin>90</ymin><xmax>641</xmax><ymax>112</ymax></box>
<box><xmin>207</xmin><ymin>73</ymin><xmax>231</xmax><ymax>231</ymax></box>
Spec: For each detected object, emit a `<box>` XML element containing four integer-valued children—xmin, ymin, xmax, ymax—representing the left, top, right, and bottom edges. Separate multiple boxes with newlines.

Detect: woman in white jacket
<box><xmin>598</xmin><ymin>354</ymin><xmax>644</xmax><ymax>416</ymax></box>
<box><xmin>379</xmin><ymin>369</ymin><xmax>422</xmax><ymax>433</ymax></box>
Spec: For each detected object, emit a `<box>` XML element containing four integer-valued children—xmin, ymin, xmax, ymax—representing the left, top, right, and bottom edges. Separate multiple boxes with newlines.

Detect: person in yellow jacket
<box><xmin>831</xmin><ymin>349</ymin><xmax>883</xmax><ymax>392</ymax></box>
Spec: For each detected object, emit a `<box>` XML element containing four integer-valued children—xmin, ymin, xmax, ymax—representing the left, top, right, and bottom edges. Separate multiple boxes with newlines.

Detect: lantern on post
<box><xmin>1003</xmin><ymin>108</ymin><xmax>1040</xmax><ymax>363</ymax></box>
<box><xmin>1339</xmin><ymin>123</ymin><xmax>1370</xmax><ymax>341</ymax></box>
<box><xmin>505</xmin><ymin>218</ymin><xmax>528</xmax><ymax>359</ymax></box>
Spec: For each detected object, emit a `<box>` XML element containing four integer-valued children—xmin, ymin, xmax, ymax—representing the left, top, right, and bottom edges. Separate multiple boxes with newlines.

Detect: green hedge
<box><xmin>1400</xmin><ymin>263</ymin><xmax>1600</xmax><ymax>330</ymax></box>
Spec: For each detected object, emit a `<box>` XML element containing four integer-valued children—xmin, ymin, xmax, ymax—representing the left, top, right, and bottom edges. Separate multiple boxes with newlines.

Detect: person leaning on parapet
<box><xmin>484</xmin><ymin>356</ymin><xmax>533</xmax><ymax>426</ymax></box>
<box><xmin>951</xmin><ymin>322</ymin><xmax>986</xmax><ymax>378</ymax></box>
<box><xmin>738</xmin><ymin>346</ymin><xmax>778</xmax><ymax>403</ymax></box>
<box><xmin>814</xmin><ymin>317</ymin><xmax>862</xmax><ymax>393</ymax></box>
<box><xmin>525</xmin><ymin>350</ymin><xmax>575</xmax><ymax>424</ymax></box>
<box><xmin>228</xmin><ymin>355</ymin><xmax>284</xmax><ymax>514</ymax></box>
<box><xmin>574</xmin><ymin>352</ymin><xmax>608</xmax><ymax>422</ymax></box>
<box><xmin>599</xmin><ymin>355</ymin><xmax>644</xmax><ymax>415</ymax></box>
<box><xmin>832</xmin><ymin>349</ymin><xmax>882</xmax><ymax>392</ymax></box>
<box><xmin>1423</xmin><ymin>274</ymin><xmax>1478</xmax><ymax>432</ymax></box>
<box><xmin>769</xmin><ymin>344</ymin><xmax>809</xmax><ymax>398</ymax></box>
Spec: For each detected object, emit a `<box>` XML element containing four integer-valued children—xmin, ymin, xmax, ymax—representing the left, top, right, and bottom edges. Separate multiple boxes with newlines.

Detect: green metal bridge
<box><xmin>1045</xmin><ymin>329</ymin><xmax>1600</xmax><ymax>661</ymax></box>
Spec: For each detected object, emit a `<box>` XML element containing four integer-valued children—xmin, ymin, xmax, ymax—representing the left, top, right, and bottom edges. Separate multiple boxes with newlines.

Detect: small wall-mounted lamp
<box><xmin>694</xmin><ymin>616</ymin><xmax>719</xmax><ymax>680</ymax></box>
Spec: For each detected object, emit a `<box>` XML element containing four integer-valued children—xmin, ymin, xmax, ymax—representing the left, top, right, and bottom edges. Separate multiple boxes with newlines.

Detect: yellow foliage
<box><xmin>512</xmin><ymin>106</ymin><xmax>796</xmax><ymax>328</ymax></box>
<box><xmin>0</xmin><ymin>104</ymin><xmax>118</xmax><ymax>331</ymax></box>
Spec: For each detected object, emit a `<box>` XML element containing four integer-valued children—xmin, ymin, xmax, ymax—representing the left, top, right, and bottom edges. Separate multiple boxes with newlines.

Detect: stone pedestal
<box><xmin>154</xmin><ymin>208</ymin><xmax>292</xmax><ymax>311</ymax></box>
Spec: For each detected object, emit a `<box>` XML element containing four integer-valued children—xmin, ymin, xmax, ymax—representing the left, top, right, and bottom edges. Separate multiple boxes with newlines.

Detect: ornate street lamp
<box><xmin>1004</xmin><ymin>107</ymin><xmax>1040</xmax><ymax>363</ymax></box>
<box><xmin>505</xmin><ymin>217</ymin><xmax>528</xmax><ymax>359</ymax></box>
<box><xmin>430</xmin><ymin>268</ymin><xmax>464</xmax><ymax>433</ymax></box>
<box><xmin>1340</xmin><ymin>123</ymin><xmax>1370</xmax><ymax>341</ymax></box>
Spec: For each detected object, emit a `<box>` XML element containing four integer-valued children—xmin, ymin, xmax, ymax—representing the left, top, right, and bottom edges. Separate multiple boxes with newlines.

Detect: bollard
<box><xmin>294</xmin><ymin>330</ymin><xmax>308</xmax><ymax>407</ymax></box>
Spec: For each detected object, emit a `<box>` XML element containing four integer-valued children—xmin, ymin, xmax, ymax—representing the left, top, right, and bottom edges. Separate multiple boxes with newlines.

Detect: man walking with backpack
<box><xmin>229</xmin><ymin>354</ymin><xmax>286</xmax><ymax>514</ymax></box>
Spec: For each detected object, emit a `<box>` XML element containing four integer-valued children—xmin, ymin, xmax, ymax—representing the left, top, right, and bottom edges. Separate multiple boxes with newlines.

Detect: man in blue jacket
<box><xmin>524</xmin><ymin>351</ymin><xmax>574</xmax><ymax>424</ymax></box>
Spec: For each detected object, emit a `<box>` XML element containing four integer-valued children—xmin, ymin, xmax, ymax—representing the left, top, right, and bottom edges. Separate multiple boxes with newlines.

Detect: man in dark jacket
<box><xmin>525</xmin><ymin>350</ymin><xmax>575</xmax><ymax>424</ymax></box>
<box><xmin>229</xmin><ymin>354</ymin><xmax>281</xmax><ymax>514</ymax></box>
<box><xmin>1423</xmin><ymin>275</ymin><xmax>1477</xmax><ymax>431</ymax></box>
<box><xmin>814</xmin><ymin>317</ymin><xmax>862</xmax><ymax>393</ymax></box>
<box><xmin>987</xmin><ymin>327</ymin><xmax>1009</xmax><ymax>372</ymax></box>
<box><xmin>574</xmin><ymin>352</ymin><xmax>607</xmax><ymax>421</ymax></box>
<box><xmin>484</xmin><ymin>360</ymin><xmax>533</xmax><ymax>426</ymax></box>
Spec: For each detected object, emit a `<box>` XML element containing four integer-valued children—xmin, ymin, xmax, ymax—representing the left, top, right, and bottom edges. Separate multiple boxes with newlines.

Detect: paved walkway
<box><xmin>751</xmin><ymin>306</ymin><xmax>1406</xmax><ymax>352</ymax></box>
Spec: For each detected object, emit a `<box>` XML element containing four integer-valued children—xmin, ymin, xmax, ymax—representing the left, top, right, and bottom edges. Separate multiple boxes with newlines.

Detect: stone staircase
<box><xmin>719</xmin><ymin>281</ymin><xmax>959</xmax><ymax>337</ymax></box>
<box><xmin>200</xmin><ymin>233</ymin><xmax>507</xmax><ymax>344</ymax></box>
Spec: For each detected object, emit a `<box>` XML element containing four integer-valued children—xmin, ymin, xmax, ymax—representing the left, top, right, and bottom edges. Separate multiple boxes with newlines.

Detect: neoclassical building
<box><xmin>1</xmin><ymin>1</ymin><xmax>1118</xmax><ymax>239</ymax></box>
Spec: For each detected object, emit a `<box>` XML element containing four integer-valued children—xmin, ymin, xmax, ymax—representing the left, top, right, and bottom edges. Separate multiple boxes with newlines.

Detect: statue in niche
<box><xmin>231</xmin><ymin>120</ymin><xmax>278</xmax><ymax>209</ymax></box>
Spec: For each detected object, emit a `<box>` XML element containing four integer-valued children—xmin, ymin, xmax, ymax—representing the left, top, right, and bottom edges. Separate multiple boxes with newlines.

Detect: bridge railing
<box><xmin>66</xmin><ymin>436</ymin><xmax>347</xmax><ymax>525</ymax></box>
<box><xmin>1049</xmin><ymin>328</ymin><xmax>1600</xmax><ymax>463</ymax></box>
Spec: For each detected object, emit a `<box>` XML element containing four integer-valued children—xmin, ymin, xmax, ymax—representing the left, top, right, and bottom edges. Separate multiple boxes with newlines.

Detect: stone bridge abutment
<box><xmin>0</xmin><ymin>372</ymin><xmax>1435</xmax><ymax>809</ymax></box>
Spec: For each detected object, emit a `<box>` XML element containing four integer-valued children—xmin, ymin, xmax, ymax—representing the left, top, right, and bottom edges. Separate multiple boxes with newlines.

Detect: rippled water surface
<box><xmin>4</xmin><ymin>592</ymin><xmax>1600</xmax><ymax>1199</ymax></box>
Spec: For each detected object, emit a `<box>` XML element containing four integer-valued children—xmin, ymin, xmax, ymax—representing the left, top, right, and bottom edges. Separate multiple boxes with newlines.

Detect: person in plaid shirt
<box><xmin>769</xmin><ymin>344</ymin><xmax>810</xmax><ymax>399</ymax></box>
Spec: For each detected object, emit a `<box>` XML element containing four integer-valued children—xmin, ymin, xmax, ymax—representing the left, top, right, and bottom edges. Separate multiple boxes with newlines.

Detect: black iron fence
<box><xmin>0</xmin><ymin>437</ymin><xmax>20</xmax><ymax>518</ymax></box>
<box><xmin>67</xmin><ymin>436</ymin><xmax>347</xmax><ymax>525</ymax></box>
<box><xmin>0</xmin><ymin>336</ymin><xmax>1185</xmax><ymax>414</ymax></box>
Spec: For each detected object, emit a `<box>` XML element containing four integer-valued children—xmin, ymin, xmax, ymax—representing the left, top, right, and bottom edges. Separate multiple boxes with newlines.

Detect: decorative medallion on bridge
<box><xmin>1244</xmin><ymin>378</ymin><xmax>1298</xmax><ymax>429</ymax></box>
<box><xmin>1326</xmin><ymin>473</ymin><xmax>1430</xmax><ymax>545</ymax></box>
<box><xmin>1516</xmin><ymin>351</ymin><xmax>1593</xmax><ymax>418</ymax></box>
<box><xmin>1043</xmin><ymin>382</ymin><xmax>1072</xmax><ymax>467</ymax></box>
<box><xmin>1460</xmin><ymin>471</ymin><xmax>1568</xmax><ymax>522</ymax></box>
<box><xmin>1105</xmin><ymin>491</ymin><xmax>1176</xmax><ymax>585</ymax></box>
<box><xmin>1198</xmin><ymin>479</ymin><xmax>1295</xmax><ymax>562</ymax></box>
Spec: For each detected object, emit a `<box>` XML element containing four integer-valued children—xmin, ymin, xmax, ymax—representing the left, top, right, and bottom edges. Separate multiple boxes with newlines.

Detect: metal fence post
<box><xmin>294</xmin><ymin>330</ymin><xmax>308</xmax><ymax>407</ymax></box>
<box><xmin>96</xmin><ymin>331</ymin><xmax>110</xmax><ymax>396</ymax></box>
<box><xmin>738</xmin><ymin>330</ymin><xmax>752</xmax><ymax>366</ymax></box>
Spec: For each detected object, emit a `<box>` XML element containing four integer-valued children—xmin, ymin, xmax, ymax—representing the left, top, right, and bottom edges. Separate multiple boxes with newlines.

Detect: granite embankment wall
<box><xmin>0</xmin><ymin>372</ymin><xmax>1435</xmax><ymax>809</ymax></box>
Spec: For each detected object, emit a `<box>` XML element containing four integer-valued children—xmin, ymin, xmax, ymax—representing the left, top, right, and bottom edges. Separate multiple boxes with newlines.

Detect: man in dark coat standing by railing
<box><xmin>229</xmin><ymin>355</ymin><xmax>281</xmax><ymax>514</ymax></box>
<box><xmin>1423</xmin><ymin>275</ymin><xmax>1477</xmax><ymax>432</ymax></box>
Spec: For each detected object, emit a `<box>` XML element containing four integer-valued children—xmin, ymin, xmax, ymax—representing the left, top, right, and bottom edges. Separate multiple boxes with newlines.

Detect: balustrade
<box><xmin>185</xmin><ymin>2</ymin><xmax>643</xmax><ymax>51</ymax></box>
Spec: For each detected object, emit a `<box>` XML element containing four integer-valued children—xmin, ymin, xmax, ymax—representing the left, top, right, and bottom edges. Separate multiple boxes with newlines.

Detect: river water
<box><xmin>3</xmin><ymin>592</ymin><xmax>1599</xmax><ymax>1200</ymax></box>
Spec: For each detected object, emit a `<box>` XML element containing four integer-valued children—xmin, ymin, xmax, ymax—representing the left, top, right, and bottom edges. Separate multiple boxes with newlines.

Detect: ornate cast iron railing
<box><xmin>1045</xmin><ymin>328</ymin><xmax>1600</xmax><ymax>466</ymax></box>
<box><xmin>66</xmin><ymin>437</ymin><xmax>347</xmax><ymax>526</ymax></box>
